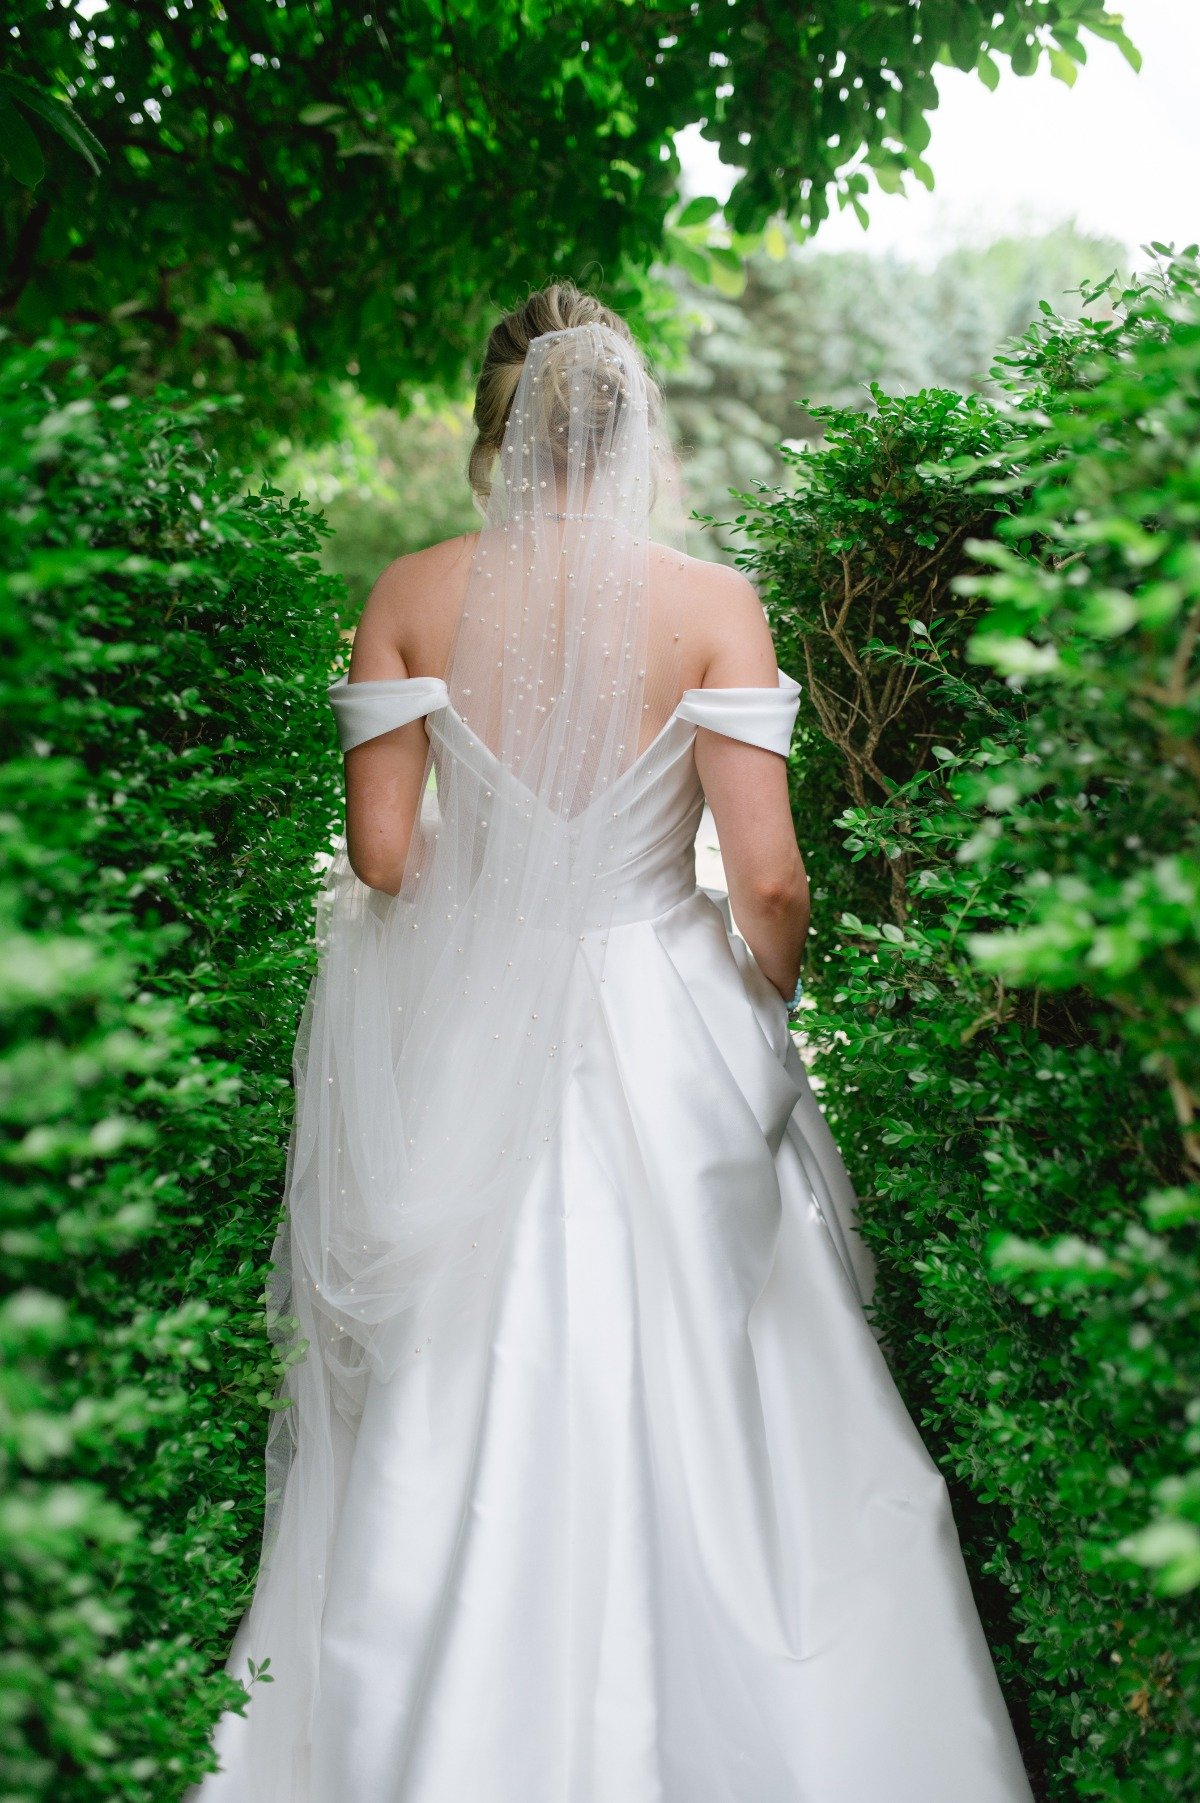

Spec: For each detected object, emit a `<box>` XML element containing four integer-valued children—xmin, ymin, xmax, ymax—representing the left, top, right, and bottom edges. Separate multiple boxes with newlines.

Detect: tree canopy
<box><xmin>3</xmin><ymin>0</ymin><xmax>1138</xmax><ymax>413</ymax></box>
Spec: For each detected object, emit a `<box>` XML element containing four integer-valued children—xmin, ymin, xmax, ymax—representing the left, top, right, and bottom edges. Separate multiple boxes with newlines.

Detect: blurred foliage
<box><xmin>1</xmin><ymin>0</ymin><xmax>1134</xmax><ymax>444</ymax></box>
<box><xmin>670</xmin><ymin>223</ymin><xmax>1132</xmax><ymax>547</ymax></box>
<box><xmin>278</xmin><ymin>386</ymin><xmax>483</xmax><ymax>611</ymax></box>
<box><xmin>0</xmin><ymin>331</ymin><xmax>348</xmax><ymax>1799</ymax></box>
<box><xmin>741</xmin><ymin>247</ymin><xmax>1200</xmax><ymax>1799</ymax></box>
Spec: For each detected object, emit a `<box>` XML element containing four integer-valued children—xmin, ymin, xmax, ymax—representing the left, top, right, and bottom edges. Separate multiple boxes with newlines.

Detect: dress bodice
<box><xmin>328</xmin><ymin>670</ymin><xmax>801</xmax><ymax>924</ymax></box>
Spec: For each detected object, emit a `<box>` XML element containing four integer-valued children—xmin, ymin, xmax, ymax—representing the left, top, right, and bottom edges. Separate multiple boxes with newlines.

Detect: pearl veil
<box><xmin>224</xmin><ymin>321</ymin><xmax>691</xmax><ymax>1781</ymax></box>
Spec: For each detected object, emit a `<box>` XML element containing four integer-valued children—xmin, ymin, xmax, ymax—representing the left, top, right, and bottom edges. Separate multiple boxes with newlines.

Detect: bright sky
<box><xmin>676</xmin><ymin>0</ymin><xmax>1199</xmax><ymax>265</ymax></box>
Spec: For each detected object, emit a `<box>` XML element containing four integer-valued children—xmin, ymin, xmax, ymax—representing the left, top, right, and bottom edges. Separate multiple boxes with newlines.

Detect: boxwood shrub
<box><xmin>738</xmin><ymin>252</ymin><xmax>1200</xmax><ymax>1801</ymax></box>
<box><xmin>0</xmin><ymin>331</ymin><xmax>347</xmax><ymax>1800</ymax></box>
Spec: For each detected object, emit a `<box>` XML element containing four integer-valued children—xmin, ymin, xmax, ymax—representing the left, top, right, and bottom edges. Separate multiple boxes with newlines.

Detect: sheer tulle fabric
<box><xmin>242</xmin><ymin>324</ymin><xmax>689</xmax><ymax>1779</ymax></box>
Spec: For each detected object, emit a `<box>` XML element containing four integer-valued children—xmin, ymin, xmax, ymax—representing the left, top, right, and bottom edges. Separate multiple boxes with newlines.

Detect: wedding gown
<box><xmin>188</xmin><ymin>665</ymin><xmax>1035</xmax><ymax>1803</ymax></box>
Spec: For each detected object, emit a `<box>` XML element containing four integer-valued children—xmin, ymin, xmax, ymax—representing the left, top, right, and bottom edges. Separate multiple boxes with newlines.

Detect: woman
<box><xmin>188</xmin><ymin>282</ymin><xmax>1035</xmax><ymax>1802</ymax></box>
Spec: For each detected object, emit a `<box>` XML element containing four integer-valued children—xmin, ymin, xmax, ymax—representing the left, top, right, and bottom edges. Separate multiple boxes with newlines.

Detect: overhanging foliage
<box><xmin>2</xmin><ymin>0</ymin><xmax>1137</xmax><ymax>418</ymax></box>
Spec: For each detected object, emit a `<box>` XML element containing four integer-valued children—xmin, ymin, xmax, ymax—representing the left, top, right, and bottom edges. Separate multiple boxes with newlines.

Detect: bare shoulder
<box><xmin>367</xmin><ymin>529</ymin><xmax>480</xmax><ymax>621</ymax></box>
<box><xmin>691</xmin><ymin>554</ymin><xmax>767</xmax><ymax>620</ymax></box>
<box><xmin>350</xmin><ymin>531</ymin><xmax>481</xmax><ymax>680</ymax></box>
<box><xmin>653</xmin><ymin>547</ymin><xmax>776</xmax><ymax>688</ymax></box>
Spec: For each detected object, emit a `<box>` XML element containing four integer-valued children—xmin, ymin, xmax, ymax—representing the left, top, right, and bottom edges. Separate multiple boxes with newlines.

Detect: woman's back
<box><xmin>344</xmin><ymin>528</ymin><xmax>809</xmax><ymax>1001</ymax></box>
<box><xmin>349</xmin><ymin>527</ymin><xmax>774</xmax><ymax>747</ymax></box>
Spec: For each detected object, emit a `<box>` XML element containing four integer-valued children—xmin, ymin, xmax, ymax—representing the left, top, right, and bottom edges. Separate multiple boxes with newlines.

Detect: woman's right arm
<box><xmin>691</xmin><ymin>573</ymin><xmax>809</xmax><ymax>1002</ymax></box>
<box><xmin>341</xmin><ymin>558</ymin><xmax>432</xmax><ymax>894</ymax></box>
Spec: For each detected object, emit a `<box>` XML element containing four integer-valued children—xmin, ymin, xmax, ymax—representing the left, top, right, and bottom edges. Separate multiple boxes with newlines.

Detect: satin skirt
<box><xmin>188</xmin><ymin>888</ymin><xmax>1035</xmax><ymax>1802</ymax></box>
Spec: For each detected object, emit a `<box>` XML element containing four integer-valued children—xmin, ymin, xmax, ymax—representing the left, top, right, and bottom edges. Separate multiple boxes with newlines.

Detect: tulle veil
<box><xmin>218</xmin><ymin>320</ymin><xmax>693</xmax><ymax>1778</ymax></box>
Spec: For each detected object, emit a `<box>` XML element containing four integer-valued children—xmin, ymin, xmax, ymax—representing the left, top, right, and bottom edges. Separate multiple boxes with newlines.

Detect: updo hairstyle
<box><xmin>467</xmin><ymin>279</ymin><xmax>667</xmax><ymax>513</ymax></box>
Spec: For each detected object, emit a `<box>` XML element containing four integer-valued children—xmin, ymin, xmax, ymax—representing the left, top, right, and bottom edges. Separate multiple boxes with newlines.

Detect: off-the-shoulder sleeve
<box><xmin>328</xmin><ymin>674</ymin><xmax>450</xmax><ymax>753</ymax></box>
<box><xmin>676</xmin><ymin>668</ymin><xmax>801</xmax><ymax>757</ymax></box>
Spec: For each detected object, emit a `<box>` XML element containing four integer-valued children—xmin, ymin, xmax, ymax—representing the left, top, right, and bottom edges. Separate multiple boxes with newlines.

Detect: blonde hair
<box><xmin>467</xmin><ymin>280</ymin><xmax>666</xmax><ymax>512</ymax></box>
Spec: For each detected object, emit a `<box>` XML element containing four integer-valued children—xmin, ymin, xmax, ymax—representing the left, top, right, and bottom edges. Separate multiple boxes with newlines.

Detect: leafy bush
<box><xmin>0</xmin><ymin>331</ymin><xmax>346</xmax><ymax>1800</ymax></box>
<box><xmin>738</xmin><ymin>251</ymin><xmax>1200</xmax><ymax>1801</ymax></box>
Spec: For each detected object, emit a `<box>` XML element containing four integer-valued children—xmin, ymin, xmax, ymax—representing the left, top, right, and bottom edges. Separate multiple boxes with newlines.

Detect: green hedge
<box><xmin>6</xmin><ymin>259</ymin><xmax>1198</xmax><ymax>1799</ymax></box>
<box><xmin>739</xmin><ymin>253</ymin><xmax>1200</xmax><ymax>1800</ymax></box>
<box><xmin>0</xmin><ymin>332</ymin><xmax>347</xmax><ymax>1800</ymax></box>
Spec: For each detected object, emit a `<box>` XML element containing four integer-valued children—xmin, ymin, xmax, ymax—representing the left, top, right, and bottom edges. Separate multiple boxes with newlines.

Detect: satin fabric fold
<box><xmin>295</xmin><ymin>893</ymin><xmax>1033</xmax><ymax>1802</ymax></box>
<box><xmin>328</xmin><ymin>673</ymin><xmax>450</xmax><ymax>752</ymax></box>
<box><xmin>328</xmin><ymin>665</ymin><xmax>802</xmax><ymax>767</ymax></box>
<box><xmin>676</xmin><ymin>668</ymin><xmax>802</xmax><ymax>756</ymax></box>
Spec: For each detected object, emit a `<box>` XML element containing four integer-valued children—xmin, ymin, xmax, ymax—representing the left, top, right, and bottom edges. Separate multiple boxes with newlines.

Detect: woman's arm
<box><xmin>691</xmin><ymin>574</ymin><xmax>809</xmax><ymax>1001</ymax></box>
<box><xmin>341</xmin><ymin>561</ymin><xmax>432</xmax><ymax>894</ymax></box>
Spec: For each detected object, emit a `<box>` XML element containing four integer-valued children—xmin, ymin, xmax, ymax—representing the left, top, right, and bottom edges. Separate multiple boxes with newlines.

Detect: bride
<box><xmin>187</xmin><ymin>283</ymin><xmax>1035</xmax><ymax>1802</ymax></box>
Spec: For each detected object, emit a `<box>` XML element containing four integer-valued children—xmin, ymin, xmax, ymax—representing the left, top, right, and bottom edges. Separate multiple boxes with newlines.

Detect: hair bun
<box><xmin>468</xmin><ymin>283</ymin><xmax>663</xmax><ymax>513</ymax></box>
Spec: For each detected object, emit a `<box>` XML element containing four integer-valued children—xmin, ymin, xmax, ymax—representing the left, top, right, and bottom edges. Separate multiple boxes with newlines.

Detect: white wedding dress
<box><xmin>188</xmin><ymin>666</ymin><xmax>1035</xmax><ymax>1803</ymax></box>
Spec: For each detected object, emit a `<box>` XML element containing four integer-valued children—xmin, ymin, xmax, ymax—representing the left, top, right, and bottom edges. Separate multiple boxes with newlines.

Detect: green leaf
<box><xmin>1142</xmin><ymin>1188</ymin><xmax>1200</xmax><ymax>1229</ymax></box>
<box><xmin>707</xmin><ymin>244</ymin><xmax>743</xmax><ymax>275</ymax></box>
<box><xmin>944</xmin><ymin>15</ymin><xmax>981</xmax><ymax>74</ymax></box>
<box><xmin>0</xmin><ymin>94</ymin><xmax>45</xmax><ymax>188</ymax></box>
<box><xmin>975</xmin><ymin>50</ymin><xmax>1000</xmax><ymax>92</ymax></box>
<box><xmin>1087</xmin><ymin>17</ymin><xmax>1143</xmax><ymax>73</ymax></box>
<box><xmin>903</xmin><ymin>107</ymin><xmax>932</xmax><ymax>156</ymax></box>
<box><xmin>708</xmin><ymin>252</ymin><xmax>746</xmax><ymax>298</ymax></box>
<box><xmin>663</xmin><ymin>228</ymin><xmax>713</xmax><ymax>287</ymax></box>
<box><xmin>763</xmin><ymin>221</ymin><xmax>789</xmax><ymax>261</ymax></box>
<box><xmin>1009</xmin><ymin>37</ymin><xmax>1040</xmax><ymax>78</ymax></box>
<box><xmin>675</xmin><ymin>194</ymin><xmax>721</xmax><ymax>229</ymax></box>
<box><xmin>908</xmin><ymin>154</ymin><xmax>935</xmax><ymax>193</ymax></box>
<box><xmin>1048</xmin><ymin>48</ymin><xmax>1078</xmax><ymax>87</ymax></box>
<box><xmin>1076</xmin><ymin>586</ymin><xmax>1137</xmax><ymax>637</ymax></box>
<box><xmin>298</xmin><ymin>103</ymin><xmax>346</xmax><ymax>127</ymax></box>
<box><xmin>0</xmin><ymin>75</ymin><xmax>106</xmax><ymax>174</ymax></box>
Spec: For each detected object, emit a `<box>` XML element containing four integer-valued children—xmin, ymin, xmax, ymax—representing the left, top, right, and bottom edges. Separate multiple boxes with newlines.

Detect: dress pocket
<box><xmin>726</xmin><ymin>933</ymin><xmax>792</xmax><ymax>1062</ymax></box>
